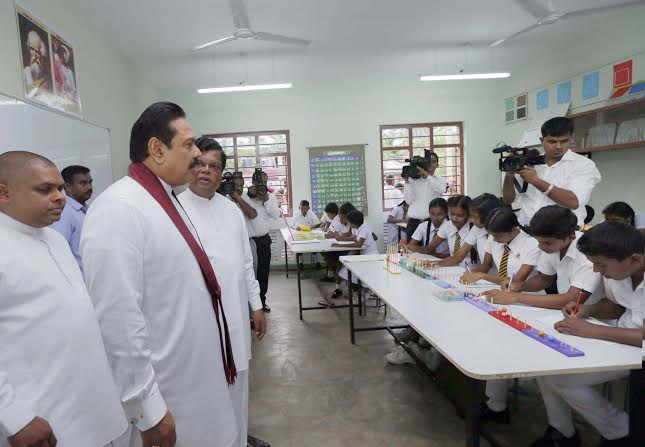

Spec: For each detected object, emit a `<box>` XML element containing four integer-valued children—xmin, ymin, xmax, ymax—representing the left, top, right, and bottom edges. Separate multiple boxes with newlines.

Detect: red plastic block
<box><xmin>488</xmin><ymin>311</ymin><xmax>533</xmax><ymax>331</ymax></box>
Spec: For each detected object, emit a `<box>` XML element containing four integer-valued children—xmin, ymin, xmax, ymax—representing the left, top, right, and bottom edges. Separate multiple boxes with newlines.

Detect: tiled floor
<box><xmin>247</xmin><ymin>270</ymin><xmax>601</xmax><ymax>447</ymax></box>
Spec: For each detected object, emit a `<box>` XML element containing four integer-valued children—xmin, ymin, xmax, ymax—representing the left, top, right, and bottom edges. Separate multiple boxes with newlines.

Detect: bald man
<box><xmin>0</xmin><ymin>151</ymin><xmax>127</xmax><ymax>447</ymax></box>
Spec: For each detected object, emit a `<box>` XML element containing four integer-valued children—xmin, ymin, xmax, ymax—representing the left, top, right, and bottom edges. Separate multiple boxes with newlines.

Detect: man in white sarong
<box><xmin>0</xmin><ymin>151</ymin><xmax>127</xmax><ymax>447</ymax></box>
<box><xmin>81</xmin><ymin>102</ymin><xmax>238</xmax><ymax>447</ymax></box>
<box><xmin>180</xmin><ymin>137</ymin><xmax>270</xmax><ymax>447</ymax></box>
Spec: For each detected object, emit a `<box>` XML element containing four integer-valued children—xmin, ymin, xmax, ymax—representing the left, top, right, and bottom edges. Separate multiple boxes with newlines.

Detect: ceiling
<box><xmin>61</xmin><ymin>0</ymin><xmax>644</xmax><ymax>90</ymax></box>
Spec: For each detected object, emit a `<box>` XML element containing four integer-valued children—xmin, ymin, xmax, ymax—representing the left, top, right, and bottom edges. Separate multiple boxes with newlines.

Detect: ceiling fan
<box><xmin>193</xmin><ymin>0</ymin><xmax>311</xmax><ymax>52</ymax></box>
<box><xmin>490</xmin><ymin>0</ymin><xmax>645</xmax><ymax>47</ymax></box>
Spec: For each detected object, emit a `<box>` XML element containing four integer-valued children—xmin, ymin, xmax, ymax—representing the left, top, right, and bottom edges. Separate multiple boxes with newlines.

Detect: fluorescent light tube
<box><xmin>419</xmin><ymin>73</ymin><xmax>510</xmax><ymax>81</ymax></box>
<box><xmin>197</xmin><ymin>83</ymin><xmax>293</xmax><ymax>94</ymax></box>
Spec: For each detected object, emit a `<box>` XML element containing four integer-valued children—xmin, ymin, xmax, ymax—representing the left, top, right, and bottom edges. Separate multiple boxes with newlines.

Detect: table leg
<box><xmin>348</xmin><ymin>270</ymin><xmax>355</xmax><ymax>344</ymax></box>
<box><xmin>357</xmin><ymin>278</ymin><xmax>363</xmax><ymax>316</ymax></box>
<box><xmin>629</xmin><ymin>363</ymin><xmax>645</xmax><ymax>445</ymax></box>
<box><xmin>465</xmin><ymin>376</ymin><xmax>482</xmax><ymax>447</ymax></box>
<box><xmin>297</xmin><ymin>253</ymin><xmax>303</xmax><ymax>320</ymax></box>
<box><xmin>284</xmin><ymin>241</ymin><xmax>289</xmax><ymax>278</ymax></box>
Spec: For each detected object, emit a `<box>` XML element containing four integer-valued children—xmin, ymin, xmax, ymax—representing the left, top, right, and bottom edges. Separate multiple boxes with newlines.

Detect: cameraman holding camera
<box><xmin>241</xmin><ymin>169</ymin><xmax>281</xmax><ymax>312</ymax></box>
<box><xmin>502</xmin><ymin>117</ymin><xmax>601</xmax><ymax>227</ymax></box>
<box><xmin>403</xmin><ymin>151</ymin><xmax>447</xmax><ymax>238</ymax></box>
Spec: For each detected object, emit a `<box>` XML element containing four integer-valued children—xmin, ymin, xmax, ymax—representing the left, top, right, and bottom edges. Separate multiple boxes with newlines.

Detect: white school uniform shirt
<box><xmin>437</xmin><ymin>220</ymin><xmax>474</xmax><ymax>267</ymax></box>
<box><xmin>329</xmin><ymin>215</ymin><xmax>350</xmax><ymax>235</ymax></box>
<box><xmin>180</xmin><ymin>188</ymin><xmax>262</xmax><ymax>372</ymax></box>
<box><xmin>514</xmin><ymin>149</ymin><xmax>600</xmax><ymax>226</ymax></box>
<box><xmin>635</xmin><ymin>213</ymin><xmax>645</xmax><ymax>229</ymax></box>
<box><xmin>81</xmin><ymin>176</ymin><xmax>238</xmax><ymax>447</ymax></box>
<box><xmin>387</xmin><ymin>205</ymin><xmax>406</xmax><ymax>244</ymax></box>
<box><xmin>411</xmin><ymin>220</ymin><xmax>450</xmax><ymax>255</ymax></box>
<box><xmin>486</xmin><ymin>230</ymin><xmax>540</xmax><ymax>277</ymax></box>
<box><xmin>241</xmin><ymin>190</ymin><xmax>281</xmax><ymax>237</ymax></box>
<box><xmin>290</xmin><ymin>209</ymin><xmax>321</xmax><ymax>228</ymax></box>
<box><xmin>463</xmin><ymin>225</ymin><xmax>491</xmax><ymax>266</ymax></box>
<box><xmin>404</xmin><ymin>175</ymin><xmax>447</xmax><ymax>220</ymax></box>
<box><xmin>601</xmin><ymin>277</ymin><xmax>644</xmax><ymax>329</ymax></box>
<box><xmin>537</xmin><ymin>232</ymin><xmax>603</xmax><ymax>302</ymax></box>
<box><xmin>383</xmin><ymin>184</ymin><xmax>404</xmax><ymax>209</ymax></box>
<box><xmin>352</xmin><ymin>222</ymin><xmax>378</xmax><ymax>255</ymax></box>
<box><xmin>0</xmin><ymin>212</ymin><xmax>126</xmax><ymax>446</ymax></box>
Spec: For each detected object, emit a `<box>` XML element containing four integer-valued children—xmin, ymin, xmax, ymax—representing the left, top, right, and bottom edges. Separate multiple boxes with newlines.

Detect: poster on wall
<box><xmin>505</xmin><ymin>92</ymin><xmax>528</xmax><ymax>124</ymax></box>
<box><xmin>15</xmin><ymin>4</ymin><xmax>82</xmax><ymax>117</ymax></box>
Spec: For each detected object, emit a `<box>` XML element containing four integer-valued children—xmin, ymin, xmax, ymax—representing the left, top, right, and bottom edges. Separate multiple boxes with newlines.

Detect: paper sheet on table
<box><xmin>536</xmin><ymin>313</ymin><xmax>611</xmax><ymax>328</ymax></box>
<box><xmin>341</xmin><ymin>254</ymin><xmax>385</xmax><ymax>262</ymax></box>
<box><xmin>333</xmin><ymin>240</ymin><xmax>359</xmax><ymax>245</ymax></box>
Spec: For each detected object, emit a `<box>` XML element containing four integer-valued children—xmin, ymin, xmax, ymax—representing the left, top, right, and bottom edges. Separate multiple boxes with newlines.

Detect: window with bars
<box><xmin>206</xmin><ymin>130</ymin><xmax>293</xmax><ymax>216</ymax></box>
<box><xmin>380</xmin><ymin>122</ymin><xmax>464</xmax><ymax>210</ymax></box>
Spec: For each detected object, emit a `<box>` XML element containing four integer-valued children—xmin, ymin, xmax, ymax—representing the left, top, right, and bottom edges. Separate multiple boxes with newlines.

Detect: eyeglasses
<box><xmin>192</xmin><ymin>159</ymin><xmax>223</xmax><ymax>171</ymax></box>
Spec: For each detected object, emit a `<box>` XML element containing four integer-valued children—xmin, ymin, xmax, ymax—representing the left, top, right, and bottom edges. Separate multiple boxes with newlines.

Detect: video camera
<box><xmin>217</xmin><ymin>171</ymin><xmax>243</xmax><ymax>195</ymax></box>
<box><xmin>493</xmin><ymin>145</ymin><xmax>545</xmax><ymax>172</ymax></box>
<box><xmin>402</xmin><ymin>149</ymin><xmax>436</xmax><ymax>180</ymax></box>
<box><xmin>248</xmin><ymin>168</ymin><xmax>268</xmax><ymax>198</ymax></box>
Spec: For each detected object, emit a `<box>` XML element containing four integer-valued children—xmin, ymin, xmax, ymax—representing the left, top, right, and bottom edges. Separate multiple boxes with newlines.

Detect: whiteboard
<box><xmin>0</xmin><ymin>92</ymin><xmax>113</xmax><ymax>201</ymax></box>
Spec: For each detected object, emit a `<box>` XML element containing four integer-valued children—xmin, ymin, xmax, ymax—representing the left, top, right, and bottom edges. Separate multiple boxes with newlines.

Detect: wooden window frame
<box><xmin>204</xmin><ymin>129</ymin><xmax>294</xmax><ymax>217</ymax></box>
<box><xmin>379</xmin><ymin>122</ymin><xmax>465</xmax><ymax>211</ymax></box>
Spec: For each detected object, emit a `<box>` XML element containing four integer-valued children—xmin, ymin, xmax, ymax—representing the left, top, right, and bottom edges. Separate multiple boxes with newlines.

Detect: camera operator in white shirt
<box><xmin>502</xmin><ymin>117</ymin><xmax>601</xmax><ymax>227</ymax></box>
<box><xmin>403</xmin><ymin>151</ymin><xmax>447</xmax><ymax>238</ymax></box>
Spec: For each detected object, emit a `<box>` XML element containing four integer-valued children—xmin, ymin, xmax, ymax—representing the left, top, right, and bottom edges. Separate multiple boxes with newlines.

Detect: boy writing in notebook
<box><xmin>530</xmin><ymin>222</ymin><xmax>643</xmax><ymax>447</ymax></box>
<box><xmin>484</xmin><ymin>205</ymin><xmax>602</xmax><ymax>308</ymax></box>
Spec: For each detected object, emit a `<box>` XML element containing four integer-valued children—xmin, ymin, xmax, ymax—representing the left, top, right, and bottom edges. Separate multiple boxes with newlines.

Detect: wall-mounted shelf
<box><xmin>569</xmin><ymin>97</ymin><xmax>645</xmax><ymax>154</ymax></box>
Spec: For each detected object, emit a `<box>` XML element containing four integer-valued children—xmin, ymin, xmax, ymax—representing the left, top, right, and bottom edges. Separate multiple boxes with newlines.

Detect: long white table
<box><xmin>340</xmin><ymin>256</ymin><xmax>642</xmax><ymax>447</ymax></box>
<box><xmin>280</xmin><ymin>227</ymin><xmax>364</xmax><ymax>319</ymax></box>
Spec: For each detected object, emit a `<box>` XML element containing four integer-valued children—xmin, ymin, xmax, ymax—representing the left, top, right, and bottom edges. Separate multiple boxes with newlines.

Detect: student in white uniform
<box><xmin>179</xmin><ymin>138</ymin><xmax>269</xmax><ymax>447</ymax></box>
<box><xmin>407</xmin><ymin>197</ymin><xmax>449</xmax><ymax>256</ymax></box>
<box><xmin>319</xmin><ymin>202</ymin><xmax>340</xmax><ymax>281</ymax></box>
<box><xmin>531</xmin><ymin>223</ymin><xmax>643</xmax><ymax>447</ymax></box>
<box><xmin>433</xmin><ymin>194</ymin><xmax>501</xmax><ymax>267</ymax></box>
<box><xmin>319</xmin><ymin>202</ymin><xmax>337</xmax><ymax>231</ymax></box>
<box><xmin>460</xmin><ymin>206</ymin><xmax>541</xmax><ymax>423</ymax></box>
<box><xmin>290</xmin><ymin>199</ymin><xmax>320</xmax><ymax>229</ymax></box>
<box><xmin>386</xmin><ymin>200</ymin><xmax>408</xmax><ymax>244</ymax></box>
<box><xmin>323</xmin><ymin>202</ymin><xmax>355</xmax><ymax>302</ymax></box>
<box><xmin>603</xmin><ymin>201</ymin><xmax>645</xmax><ymax>238</ymax></box>
<box><xmin>502</xmin><ymin>117</ymin><xmax>601</xmax><ymax>227</ymax></box>
<box><xmin>423</xmin><ymin>195</ymin><xmax>474</xmax><ymax>267</ymax></box>
<box><xmin>484</xmin><ymin>206</ymin><xmax>603</xmax><ymax>309</ymax></box>
<box><xmin>81</xmin><ymin>103</ymin><xmax>238</xmax><ymax>447</ymax></box>
<box><xmin>0</xmin><ymin>151</ymin><xmax>126</xmax><ymax>447</ymax></box>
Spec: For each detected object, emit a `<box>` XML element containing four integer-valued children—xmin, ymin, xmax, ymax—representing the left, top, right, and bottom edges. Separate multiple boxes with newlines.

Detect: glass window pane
<box><xmin>433</xmin><ymin>135</ymin><xmax>460</xmax><ymax>145</ymax></box>
<box><xmin>261</xmin><ymin>155</ymin><xmax>288</xmax><ymax>166</ymax></box>
<box><xmin>259</xmin><ymin>134</ymin><xmax>286</xmax><ymax>145</ymax></box>
<box><xmin>237</xmin><ymin>157</ymin><xmax>256</xmax><ymax>168</ymax></box>
<box><xmin>225</xmin><ymin>159</ymin><xmax>235</xmax><ymax>170</ymax></box>
<box><xmin>381</xmin><ymin>128</ymin><xmax>409</xmax><ymax>139</ymax></box>
<box><xmin>222</xmin><ymin>146</ymin><xmax>234</xmax><ymax>156</ymax></box>
<box><xmin>412</xmin><ymin>127</ymin><xmax>430</xmax><ymax>137</ymax></box>
<box><xmin>236</xmin><ymin>136</ymin><xmax>255</xmax><ymax>146</ymax></box>
<box><xmin>382</xmin><ymin>137</ymin><xmax>410</xmax><ymax>148</ymax></box>
<box><xmin>433</xmin><ymin>126</ymin><xmax>459</xmax><ymax>136</ymax></box>
<box><xmin>260</xmin><ymin>143</ymin><xmax>287</xmax><ymax>154</ymax></box>
<box><xmin>413</xmin><ymin>136</ymin><xmax>430</xmax><ymax>148</ymax></box>
<box><xmin>383</xmin><ymin>149</ymin><xmax>410</xmax><ymax>160</ymax></box>
<box><xmin>237</xmin><ymin>145</ymin><xmax>256</xmax><ymax>157</ymax></box>
<box><xmin>214</xmin><ymin>137</ymin><xmax>234</xmax><ymax>148</ymax></box>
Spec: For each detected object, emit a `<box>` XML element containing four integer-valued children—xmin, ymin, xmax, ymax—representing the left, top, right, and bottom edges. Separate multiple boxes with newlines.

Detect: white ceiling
<box><xmin>61</xmin><ymin>0</ymin><xmax>644</xmax><ymax>90</ymax></box>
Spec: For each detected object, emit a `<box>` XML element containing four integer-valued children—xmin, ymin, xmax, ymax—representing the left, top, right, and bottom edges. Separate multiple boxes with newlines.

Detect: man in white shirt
<box><xmin>81</xmin><ymin>103</ymin><xmax>238</xmax><ymax>447</ymax></box>
<box><xmin>179</xmin><ymin>138</ymin><xmax>270</xmax><ymax>447</ymax></box>
<box><xmin>404</xmin><ymin>152</ymin><xmax>447</xmax><ymax>237</ymax></box>
<box><xmin>502</xmin><ymin>117</ymin><xmax>601</xmax><ymax>227</ymax></box>
<box><xmin>290</xmin><ymin>199</ymin><xmax>320</xmax><ymax>229</ymax></box>
<box><xmin>241</xmin><ymin>170</ymin><xmax>281</xmax><ymax>312</ymax></box>
<box><xmin>50</xmin><ymin>165</ymin><xmax>93</xmax><ymax>274</ymax></box>
<box><xmin>485</xmin><ymin>206</ymin><xmax>603</xmax><ymax>310</ymax></box>
<box><xmin>0</xmin><ymin>151</ymin><xmax>126</xmax><ymax>447</ymax></box>
<box><xmin>531</xmin><ymin>222</ymin><xmax>643</xmax><ymax>447</ymax></box>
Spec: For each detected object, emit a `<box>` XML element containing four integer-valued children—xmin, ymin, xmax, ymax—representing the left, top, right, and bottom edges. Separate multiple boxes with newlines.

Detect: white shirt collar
<box><xmin>185</xmin><ymin>186</ymin><xmax>215</xmax><ymax>203</ymax></box>
<box><xmin>157</xmin><ymin>176</ymin><xmax>175</xmax><ymax>197</ymax></box>
<box><xmin>507</xmin><ymin>229</ymin><xmax>528</xmax><ymax>252</ymax></box>
<box><xmin>0</xmin><ymin>211</ymin><xmax>41</xmax><ymax>236</ymax></box>
<box><xmin>563</xmin><ymin>232</ymin><xmax>583</xmax><ymax>260</ymax></box>
<box><xmin>65</xmin><ymin>196</ymin><xmax>87</xmax><ymax>212</ymax></box>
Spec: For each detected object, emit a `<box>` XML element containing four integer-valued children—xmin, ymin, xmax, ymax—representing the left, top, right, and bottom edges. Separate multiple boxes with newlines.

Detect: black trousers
<box><xmin>406</xmin><ymin>218</ymin><xmax>423</xmax><ymax>242</ymax></box>
<box><xmin>252</xmin><ymin>234</ymin><xmax>272</xmax><ymax>306</ymax></box>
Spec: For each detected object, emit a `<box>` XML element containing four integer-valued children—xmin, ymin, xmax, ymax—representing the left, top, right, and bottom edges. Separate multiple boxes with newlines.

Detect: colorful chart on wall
<box><xmin>582</xmin><ymin>71</ymin><xmax>600</xmax><ymax>101</ymax></box>
<box><xmin>505</xmin><ymin>92</ymin><xmax>528</xmax><ymax>124</ymax></box>
<box><xmin>308</xmin><ymin>144</ymin><xmax>368</xmax><ymax>216</ymax></box>
<box><xmin>536</xmin><ymin>89</ymin><xmax>549</xmax><ymax>110</ymax></box>
<box><xmin>557</xmin><ymin>81</ymin><xmax>572</xmax><ymax>104</ymax></box>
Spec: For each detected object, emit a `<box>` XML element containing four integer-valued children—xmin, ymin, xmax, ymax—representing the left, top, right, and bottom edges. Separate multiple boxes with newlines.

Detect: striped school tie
<box><xmin>498</xmin><ymin>244</ymin><xmax>511</xmax><ymax>277</ymax></box>
<box><xmin>454</xmin><ymin>231</ymin><xmax>461</xmax><ymax>252</ymax></box>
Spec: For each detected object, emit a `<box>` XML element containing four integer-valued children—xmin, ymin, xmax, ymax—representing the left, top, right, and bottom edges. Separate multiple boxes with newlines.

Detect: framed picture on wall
<box><xmin>15</xmin><ymin>3</ymin><xmax>83</xmax><ymax>117</ymax></box>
